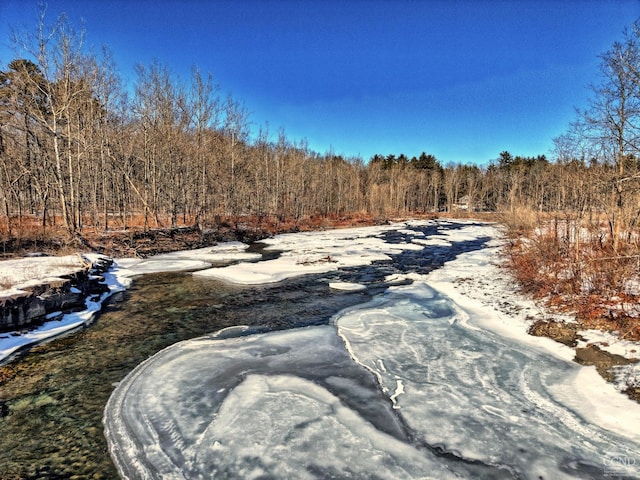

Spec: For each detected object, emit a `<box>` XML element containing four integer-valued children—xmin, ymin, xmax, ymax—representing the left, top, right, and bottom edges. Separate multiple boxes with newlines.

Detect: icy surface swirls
<box><xmin>105</xmin><ymin>284</ymin><xmax>640</xmax><ymax>479</ymax></box>
<box><xmin>335</xmin><ymin>282</ymin><xmax>640</xmax><ymax>479</ymax></box>
<box><xmin>103</xmin><ymin>221</ymin><xmax>640</xmax><ymax>479</ymax></box>
<box><xmin>104</xmin><ymin>326</ymin><xmax>460</xmax><ymax>479</ymax></box>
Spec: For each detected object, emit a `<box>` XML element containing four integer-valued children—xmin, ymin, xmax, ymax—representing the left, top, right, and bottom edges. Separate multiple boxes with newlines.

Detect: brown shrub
<box><xmin>505</xmin><ymin>214</ymin><xmax>640</xmax><ymax>341</ymax></box>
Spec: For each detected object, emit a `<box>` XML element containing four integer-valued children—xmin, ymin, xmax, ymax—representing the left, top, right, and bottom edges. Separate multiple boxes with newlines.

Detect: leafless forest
<box><xmin>2</xmin><ymin>13</ymin><xmax>640</xmax><ymax>336</ymax></box>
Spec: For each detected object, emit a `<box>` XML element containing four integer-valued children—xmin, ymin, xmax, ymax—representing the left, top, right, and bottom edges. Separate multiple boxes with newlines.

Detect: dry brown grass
<box><xmin>504</xmin><ymin>208</ymin><xmax>640</xmax><ymax>341</ymax></box>
<box><xmin>0</xmin><ymin>211</ymin><xmax>396</xmax><ymax>259</ymax></box>
<box><xmin>498</xmin><ymin>207</ymin><xmax>542</xmax><ymax>236</ymax></box>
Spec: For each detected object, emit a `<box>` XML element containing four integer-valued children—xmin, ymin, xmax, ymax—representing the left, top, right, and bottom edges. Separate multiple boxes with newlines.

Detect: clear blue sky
<box><xmin>1</xmin><ymin>0</ymin><xmax>639</xmax><ymax>164</ymax></box>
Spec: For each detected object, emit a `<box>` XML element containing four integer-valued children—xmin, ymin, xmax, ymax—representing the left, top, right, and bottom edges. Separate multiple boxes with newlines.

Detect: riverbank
<box><xmin>0</xmin><ymin>213</ymin><xmax>396</xmax><ymax>259</ymax></box>
<box><xmin>1</xmin><ymin>216</ymin><xmax>639</xmax><ymax>401</ymax></box>
<box><xmin>0</xmin><ymin>255</ymin><xmax>113</xmax><ymax>329</ymax></box>
<box><xmin>424</xmin><ymin>227</ymin><xmax>640</xmax><ymax>403</ymax></box>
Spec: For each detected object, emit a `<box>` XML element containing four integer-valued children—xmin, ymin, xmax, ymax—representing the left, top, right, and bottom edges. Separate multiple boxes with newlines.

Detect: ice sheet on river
<box><xmin>193</xmin><ymin>222</ymin><xmax>424</xmax><ymax>284</ymax></box>
<box><xmin>104</xmin><ymin>222</ymin><xmax>640</xmax><ymax>479</ymax></box>
<box><xmin>105</xmin><ymin>326</ymin><xmax>464</xmax><ymax>479</ymax></box>
<box><xmin>336</xmin><ymin>281</ymin><xmax>640</xmax><ymax>478</ymax></box>
<box><xmin>105</xmin><ymin>297</ymin><xmax>640</xmax><ymax>478</ymax></box>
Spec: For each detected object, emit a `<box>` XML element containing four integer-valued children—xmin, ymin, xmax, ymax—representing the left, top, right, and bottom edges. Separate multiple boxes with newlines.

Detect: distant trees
<box><xmin>368</xmin><ymin>152</ymin><xmax>444</xmax><ymax>213</ymax></box>
<box><xmin>2</xmin><ymin>7</ymin><xmax>640</xmax><ymax>256</ymax></box>
<box><xmin>366</xmin><ymin>150</ymin><xmax>561</xmax><ymax>215</ymax></box>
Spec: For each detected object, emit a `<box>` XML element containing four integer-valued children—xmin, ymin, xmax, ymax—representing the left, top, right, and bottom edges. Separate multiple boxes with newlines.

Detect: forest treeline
<box><xmin>1</xmin><ymin>11</ymin><xmax>640</xmax><ymax>260</ymax></box>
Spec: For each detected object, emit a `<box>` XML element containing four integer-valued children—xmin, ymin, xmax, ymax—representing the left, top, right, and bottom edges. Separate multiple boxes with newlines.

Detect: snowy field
<box><xmin>101</xmin><ymin>220</ymin><xmax>640</xmax><ymax>479</ymax></box>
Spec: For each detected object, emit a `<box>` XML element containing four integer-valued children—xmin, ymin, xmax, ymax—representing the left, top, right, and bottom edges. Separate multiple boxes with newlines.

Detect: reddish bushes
<box><xmin>505</xmin><ymin>214</ymin><xmax>640</xmax><ymax>341</ymax></box>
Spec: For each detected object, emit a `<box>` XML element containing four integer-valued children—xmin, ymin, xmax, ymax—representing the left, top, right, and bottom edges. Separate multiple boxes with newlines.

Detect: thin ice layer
<box><xmin>105</xmin><ymin>326</ymin><xmax>462</xmax><ymax>479</ymax></box>
<box><xmin>335</xmin><ymin>280</ymin><xmax>640</xmax><ymax>478</ymax></box>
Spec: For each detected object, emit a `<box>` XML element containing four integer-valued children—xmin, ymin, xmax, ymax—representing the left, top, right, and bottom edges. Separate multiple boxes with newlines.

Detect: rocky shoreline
<box><xmin>529</xmin><ymin>318</ymin><xmax>640</xmax><ymax>402</ymax></box>
<box><xmin>0</xmin><ymin>255</ymin><xmax>113</xmax><ymax>333</ymax></box>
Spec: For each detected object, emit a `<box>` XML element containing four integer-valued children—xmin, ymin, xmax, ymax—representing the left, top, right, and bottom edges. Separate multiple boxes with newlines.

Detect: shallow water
<box><xmin>0</xmin><ymin>273</ymin><xmax>372</xmax><ymax>478</ymax></box>
<box><xmin>0</xmin><ymin>222</ymin><xmax>489</xmax><ymax>479</ymax></box>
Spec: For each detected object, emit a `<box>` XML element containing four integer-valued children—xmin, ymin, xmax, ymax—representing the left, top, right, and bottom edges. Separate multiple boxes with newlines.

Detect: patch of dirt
<box><xmin>574</xmin><ymin>344</ymin><xmax>640</xmax><ymax>402</ymax></box>
<box><xmin>625</xmin><ymin>385</ymin><xmax>640</xmax><ymax>402</ymax></box>
<box><xmin>529</xmin><ymin>319</ymin><xmax>640</xmax><ymax>403</ymax></box>
<box><xmin>574</xmin><ymin>344</ymin><xmax>637</xmax><ymax>381</ymax></box>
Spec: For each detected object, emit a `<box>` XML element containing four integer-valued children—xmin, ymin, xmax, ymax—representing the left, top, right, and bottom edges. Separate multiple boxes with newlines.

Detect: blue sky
<box><xmin>1</xmin><ymin>0</ymin><xmax>639</xmax><ymax>164</ymax></box>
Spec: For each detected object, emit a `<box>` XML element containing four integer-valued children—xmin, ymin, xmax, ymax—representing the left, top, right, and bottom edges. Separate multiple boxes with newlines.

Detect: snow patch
<box><xmin>193</xmin><ymin>221</ymin><xmax>427</xmax><ymax>284</ymax></box>
<box><xmin>329</xmin><ymin>282</ymin><xmax>366</xmax><ymax>291</ymax></box>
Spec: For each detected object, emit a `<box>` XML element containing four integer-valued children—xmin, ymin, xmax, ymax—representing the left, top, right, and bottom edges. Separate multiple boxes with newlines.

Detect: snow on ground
<box><xmin>0</xmin><ymin>252</ymin><xmax>129</xmax><ymax>363</ymax></box>
<box><xmin>140</xmin><ymin>242</ymin><xmax>260</xmax><ymax>265</ymax></box>
<box><xmin>424</xmin><ymin>226</ymin><xmax>578</xmax><ymax>362</ymax></box>
<box><xmin>575</xmin><ymin>329</ymin><xmax>640</xmax><ymax>394</ymax></box>
<box><xmin>0</xmin><ymin>254</ymin><xmax>90</xmax><ymax>296</ymax></box>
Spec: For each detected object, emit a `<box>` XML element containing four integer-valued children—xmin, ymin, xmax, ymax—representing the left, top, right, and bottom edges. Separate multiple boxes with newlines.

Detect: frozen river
<box><xmin>102</xmin><ymin>220</ymin><xmax>640</xmax><ymax>479</ymax></box>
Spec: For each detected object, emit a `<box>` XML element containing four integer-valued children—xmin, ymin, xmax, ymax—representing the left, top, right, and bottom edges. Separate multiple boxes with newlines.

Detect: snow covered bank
<box><xmin>425</xmin><ymin>224</ymin><xmax>640</xmax><ymax>396</ymax></box>
<box><xmin>419</xmin><ymin>224</ymin><xmax>640</xmax><ymax>443</ymax></box>
<box><xmin>0</xmin><ymin>253</ymin><xmax>120</xmax><ymax>363</ymax></box>
<box><xmin>0</xmin><ymin>242</ymin><xmax>261</xmax><ymax>364</ymax></box>
<box><xmin>0</xmin><ymin>254</ymin><xmax>90</xmax><ymax>296</ymax></box>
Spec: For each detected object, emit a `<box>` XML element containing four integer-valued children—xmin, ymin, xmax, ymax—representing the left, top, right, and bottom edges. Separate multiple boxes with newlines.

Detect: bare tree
<box><xmin>9</xmin><ymin>8</ymin><xmax>101</xmax><ymax>235</ymax></box>
<box><xmin>573</xmin><ymin>22</ymin><xmax>640</xmax><ymax>250</ymax></box>
<box><xmin>189</xmin><ymin>67</ymin><xmax>220</xmax><ymax>228</ymax></box>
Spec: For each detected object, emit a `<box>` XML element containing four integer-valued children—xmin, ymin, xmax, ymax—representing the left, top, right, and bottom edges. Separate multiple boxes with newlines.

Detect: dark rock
<box><xmin>0</xmin><ymin>291</ymin><xmax>47</xmax><ymax>329</ymax></box>
<box><xmin>0</xmin><ymin>255</ymin><xmax>113</xmax><ymax>333</ymax></box>
<box><xmin>528</xmin><ymin>319</ymin><xmax>581</xmax><ymax>347</ymax></box>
